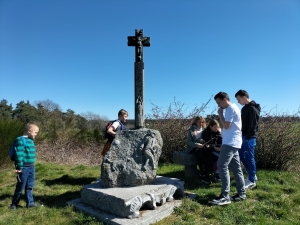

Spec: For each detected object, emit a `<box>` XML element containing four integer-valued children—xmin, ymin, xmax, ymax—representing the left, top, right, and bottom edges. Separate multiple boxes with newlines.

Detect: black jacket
<box><xmin>202</xmin><ymin>126</ymin><xmax>222</xmax><ymax>150</ymax></box>
<box><xmin>241</xmin><ymin>100</ymin><xmax>261</xmax><ymax>140</ymax></box>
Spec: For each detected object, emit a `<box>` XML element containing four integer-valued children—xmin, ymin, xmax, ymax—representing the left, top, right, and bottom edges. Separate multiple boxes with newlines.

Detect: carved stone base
<box><xmin>77</xmin><ymin>176</ymin><xmax>184</xmax><ymax>219</ymax></box>
<box><xmin>69</xmin><ymin>198</ymin><xmax>182</xmax><ymax>225</ymax></box>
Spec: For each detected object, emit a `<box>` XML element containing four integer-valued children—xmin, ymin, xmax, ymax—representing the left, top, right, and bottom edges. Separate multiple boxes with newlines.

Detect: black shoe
<box><xmin>201</xmin><ymin>176</ymin><xmax>212</xmax><ymax>184</ymax></box>
<box><xmin>209</xmin><ymin>194</ymin><xmax>231</xmax><ymax>205</ymax></box>
<box><xmin>10</xmin><ymin>204</ymin><xmax>17</xmax><ymax>210</ymax></box>
<box><xmin>230</xmin><ymin>194</ymin><xmax>246</xmax><ymax>201</ymax></box>
<box><xmin>27</xmin><ymin>203</ymin><xmax>43</xmax><ymax>208</ymax></box>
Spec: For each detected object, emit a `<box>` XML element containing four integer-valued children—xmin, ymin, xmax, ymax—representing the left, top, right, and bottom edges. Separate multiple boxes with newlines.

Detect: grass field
<box><xmin>1</xmin><ymin>162</ymin><xmax>300</xmax><ymax>225</ymax></box>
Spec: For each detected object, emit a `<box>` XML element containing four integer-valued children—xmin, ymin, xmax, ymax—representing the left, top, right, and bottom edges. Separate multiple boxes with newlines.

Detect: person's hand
<box><xmin>14</xmin><ymin>170</ymin><xmax>22</xmax><ymax>174</ymax></box>
<box><xmin>214</xmin><ymin>147</ymin><xmax>221</xmax><ymax>151</ymax></box>
<box><xmin>218</xmin><ymin>107</ymin><xmax>224</xmax><ymax>116</ymax></box>
<box><xmin>198</xmin><ymin>143</ymin><xmax>204</xmax><ymax>148</ymax></box>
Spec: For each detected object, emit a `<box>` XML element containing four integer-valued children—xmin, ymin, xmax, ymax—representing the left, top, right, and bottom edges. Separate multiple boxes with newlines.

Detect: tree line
<box><xmin>0</xmin><ymin>99</ymin><xmax>110</xmax><ymax>143</ymax></box>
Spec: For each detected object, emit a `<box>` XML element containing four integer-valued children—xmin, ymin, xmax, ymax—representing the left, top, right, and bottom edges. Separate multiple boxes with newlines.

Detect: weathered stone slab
<box><xmin>101</xmin><ymin>129</ymin><xmax>163</xmax><ymax>188</ymax></box>
<box><xmin>173</xmin><ymin>151</ymin><xmax>197</xmax><ymax>166</ymax></box>
<box><xmin>80</xmin><ymin>176</ymin><xmax>184</xmax><ymax>219</ymax></box>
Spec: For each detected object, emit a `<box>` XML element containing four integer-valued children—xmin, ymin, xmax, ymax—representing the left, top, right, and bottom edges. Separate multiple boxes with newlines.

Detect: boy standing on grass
<box><xmin>210</xmin><ymin>92</ymin><xmax>246</xmax><ymax>206</ymax></box>
<box><xmin>11</xmin><ymin>123</ymin><xmax>43</xmax><ymax>210</ymax></box>
<box><xmin>235</xmin><ymin>90</ymin><xmax>261</xmax><ymax>189</ymax></box>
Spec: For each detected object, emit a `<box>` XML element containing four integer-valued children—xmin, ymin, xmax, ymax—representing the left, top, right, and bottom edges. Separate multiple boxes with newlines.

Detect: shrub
<box><xmin>145</xmin><ymin>97</ymin><xmax>212</xmax><ymax>163</ymax></box>
<box><xmin>0</xmin><ymin>119</ymin><xmax>26</xmax><ymax>169</ymax></box>
<box><xmin>256</xmin><ymin>114</ymin><xmax>300</xmax><ymax>171</ymax></box>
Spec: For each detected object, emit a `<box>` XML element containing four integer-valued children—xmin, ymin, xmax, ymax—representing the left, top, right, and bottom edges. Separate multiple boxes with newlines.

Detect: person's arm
<box><xmin>107</xmin><ymin>126</ymin><xmax>116</xmax><ymax>137</ymax></box>
<box><xmin>218</xmin><ymin>108</ymin><xmax>231</xmax><ymax>129</ymax></box>
<box><xmin>107</xmin><ymin>121</ymin><xmax>120</xmax><ymax>137</ymax></box>
<box><xmin>187</xmin><ymin>129</ymin><xmax>203</xmax><ymax>149</ymax></box>
<box><xmin>14</xmin><ymin>138</ymin><xmax>25</xmax><ymax>173</ymax></box>
<box><xmin>246</xmin><ymin>107</ymin><xmax>259</xmax><ymax>140</ymax></box>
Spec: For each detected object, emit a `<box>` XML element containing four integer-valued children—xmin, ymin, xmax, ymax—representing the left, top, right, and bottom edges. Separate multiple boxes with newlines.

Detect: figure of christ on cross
<box><xmin>128</xmin><ymin>29</ymin><xmax>150</xmax><ymax>62</ymax></box>
<box><xmin>127</xmin><ymin>29</ymin><xmax>151</xmax><ymax>129</ymax></box>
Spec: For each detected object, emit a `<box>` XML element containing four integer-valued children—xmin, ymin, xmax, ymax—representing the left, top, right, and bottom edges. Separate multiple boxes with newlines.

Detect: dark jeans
<box><xmin>11</xmin><ymin>165</ymin><xmax>35</xmax><ymax>207</ymax></box>
<box><xmin>190</xmin><ymin>148</ymin><xmax>215</xmax><ymax>176</ymax></box>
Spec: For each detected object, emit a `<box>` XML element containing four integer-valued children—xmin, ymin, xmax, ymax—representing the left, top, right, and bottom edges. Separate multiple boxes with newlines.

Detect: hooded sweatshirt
<box><xmin>241</xmin><ymin>100</ymin><xmax>261</xmax><ymax>140</ymax></box>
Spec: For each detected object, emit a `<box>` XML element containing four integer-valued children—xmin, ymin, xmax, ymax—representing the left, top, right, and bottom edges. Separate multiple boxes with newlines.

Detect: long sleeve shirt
<box><xmin>14</xmin><ymin>136</ymin><xmax>36</xmax><ymax>170</ymax></box>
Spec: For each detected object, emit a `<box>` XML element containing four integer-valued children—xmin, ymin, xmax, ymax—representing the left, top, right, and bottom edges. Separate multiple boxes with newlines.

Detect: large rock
<box><xmin>101</xmin><ymin>128</ymin><xmax>163</xmax><ymax>188</ymax></box>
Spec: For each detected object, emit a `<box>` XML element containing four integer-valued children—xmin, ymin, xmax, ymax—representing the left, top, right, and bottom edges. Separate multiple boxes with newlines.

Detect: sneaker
<box><xmin>210</xmin><ymin>194</ymin><xmax>231</xmax><ymax>206</ymax></box>
<box><xmin>245</xmin><ymin>174</ymin><xmax>258</xmax><ymax>182</ymax></box>
<box><xmin>201</xmin><ymin>176</ymin><xmax>212</xmax><ymax>185</ymax></box>
<box><xmin>27</xmin><ymin>203</ymin><xmax>43</xmax><ymax>208</ymax></box>
<box><xmin>230</xmin><ymin>193</ymin><xmax>246</xmax><ymax>201</ymax></box>
<box><xmin>245</xmin><ymin>179</ymin><xmax>256</xmax><ymax>189</ymax></box>
<box><xmin>213</xmin><ymin>173</ymin><xmax>221</xmax><ymax>182</ymax></box>
<box><xmin>10</xmin><ymin>204</ymin><xmax>17</xmax><ymax>210</ymax></box>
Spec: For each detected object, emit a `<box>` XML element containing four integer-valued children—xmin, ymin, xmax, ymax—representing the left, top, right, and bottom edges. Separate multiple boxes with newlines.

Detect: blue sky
<box><xmin>1</xmin><ymin>0</ymin><xmax>299</xmax><ymax>120</ymax></box>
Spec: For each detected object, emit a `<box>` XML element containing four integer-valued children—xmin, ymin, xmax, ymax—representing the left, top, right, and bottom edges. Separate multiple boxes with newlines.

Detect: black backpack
<box><xmin>10</xmin><ymin>136</ymin><xmax>26</xmax><ymax>161</ymax></box>
<box><xmin>102</xmin><ymin>120</ymin><xmax>117</xmax><ymax>139</ymax></box>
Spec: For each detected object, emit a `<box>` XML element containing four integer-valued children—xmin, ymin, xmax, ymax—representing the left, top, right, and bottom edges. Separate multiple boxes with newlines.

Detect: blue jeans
<box><xmin>11</xmin><ymin>165</ymin><xmax>35</xmax><ymax>207</ymax></box>
<box><xmin>218</xmin><ymin>145</ymin><xmax>246</xmax><ymax>198</ymax></box>
<box><xmin>239</xmin><ymin>136</ymin><xmax>257</xmax><ymax>183</ymax></box>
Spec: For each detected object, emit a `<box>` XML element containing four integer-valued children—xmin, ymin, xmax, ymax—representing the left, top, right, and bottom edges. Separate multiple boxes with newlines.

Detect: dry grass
<box><xmin>36</xmin><ymin>142</ymin><xmax>104</xmax><ymax>166</ymax></box>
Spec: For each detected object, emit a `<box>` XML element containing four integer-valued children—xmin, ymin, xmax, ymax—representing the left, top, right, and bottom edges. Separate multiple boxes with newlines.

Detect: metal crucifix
<box><xmin>128</xmin><ymin>29</ymin><xmax>150</xmax><ymax>129</ymax></box>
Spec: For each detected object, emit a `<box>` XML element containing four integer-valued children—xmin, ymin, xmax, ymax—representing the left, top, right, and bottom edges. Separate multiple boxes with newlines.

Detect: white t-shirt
<box><xmin>221</xmin><ymin>103</ymin><xmax>242</xmax><ymax>148</ymax></box>
<box><xmin>112</xmin><ymin>121</ymin><xmax>121</xmax><ymax>130</ymax></box>
<box><xmin>194</xmin><ymin>126</ymin><xmax>203</xmax><ymax>140</ymax></box>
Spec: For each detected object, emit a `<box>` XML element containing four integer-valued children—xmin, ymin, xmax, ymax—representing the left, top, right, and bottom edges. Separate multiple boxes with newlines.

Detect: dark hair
<box><xmin>214</xmin><ymin>92</ymin><xmax>230</xmax><ymax>101</ymax></box>
<box><xmin>208</xmin><ymin>119</ymin><xmax>219</xmax><ymax>127</ymax></box>
<box><xmin>235</xmin><ymin>90</ymin><xmax>249</xmax><ymax>98</ymax></box>
<box><xmin>118</xmin><ymin>109</ymin><xmax>128</xmax><ymax>116</ymax></box>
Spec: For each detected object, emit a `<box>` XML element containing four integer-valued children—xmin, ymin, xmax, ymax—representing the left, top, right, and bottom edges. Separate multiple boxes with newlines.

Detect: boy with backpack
<box><xmin>101</xmin><ymin>109</ymin><xmax>128</xmax><ymax>157</ymax></box>
<box><xmin>11</xmin><ymin>123</ymin><xmax>43</xmax><ymax>210</ymax></box>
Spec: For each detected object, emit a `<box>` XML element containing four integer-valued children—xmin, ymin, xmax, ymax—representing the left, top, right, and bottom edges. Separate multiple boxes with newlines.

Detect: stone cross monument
<box><xmin>128</xmin><ymin>29</ymin><xmax>150</xmax><ymax>129</ymax></box>
<box><xmin>69</xmin><ymin>29</ymin><xmax>186</xmax><ymax>224</ymax></box>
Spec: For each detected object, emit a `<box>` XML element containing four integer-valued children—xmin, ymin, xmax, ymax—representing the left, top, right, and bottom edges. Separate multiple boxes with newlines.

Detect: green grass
<box><xmin>1</xmin><ymin>162</ymin><xmax>300</xmax><ymax>225</ymax></box>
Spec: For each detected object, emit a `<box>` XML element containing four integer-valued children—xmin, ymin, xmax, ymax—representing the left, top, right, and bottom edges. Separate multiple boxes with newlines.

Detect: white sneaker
<box><xmin>245</xmin><ymin>179</ymin><xmax>256</xmax><ymax>189</ymax></box>
<box><xmin>245</xmin><ymin>174</ymin><xmax>257</xmax><ymax>182</ymax></box>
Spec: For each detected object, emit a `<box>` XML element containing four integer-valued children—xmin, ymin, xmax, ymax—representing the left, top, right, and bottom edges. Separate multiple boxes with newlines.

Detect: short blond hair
<box><xmin>118</xmin><ymin>109</ymin><xmax>128</xmax><ymax>117</ymax></box>
<box><xmin>25</xmin><ymin>123</ymin><xmax>39</xmax><ymax>132</ymax></box>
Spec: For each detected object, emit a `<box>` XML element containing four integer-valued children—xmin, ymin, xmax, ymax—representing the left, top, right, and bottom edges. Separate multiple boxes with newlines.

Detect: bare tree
<box><xmin>34</xmin><ymin>99</ymin><xmax>61</xmax><ymax>112</ymax></box>
<box><xmin>81</xmin><ymin>111</ymin><xmax>109</xmax><ymax>130</ymax></box>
